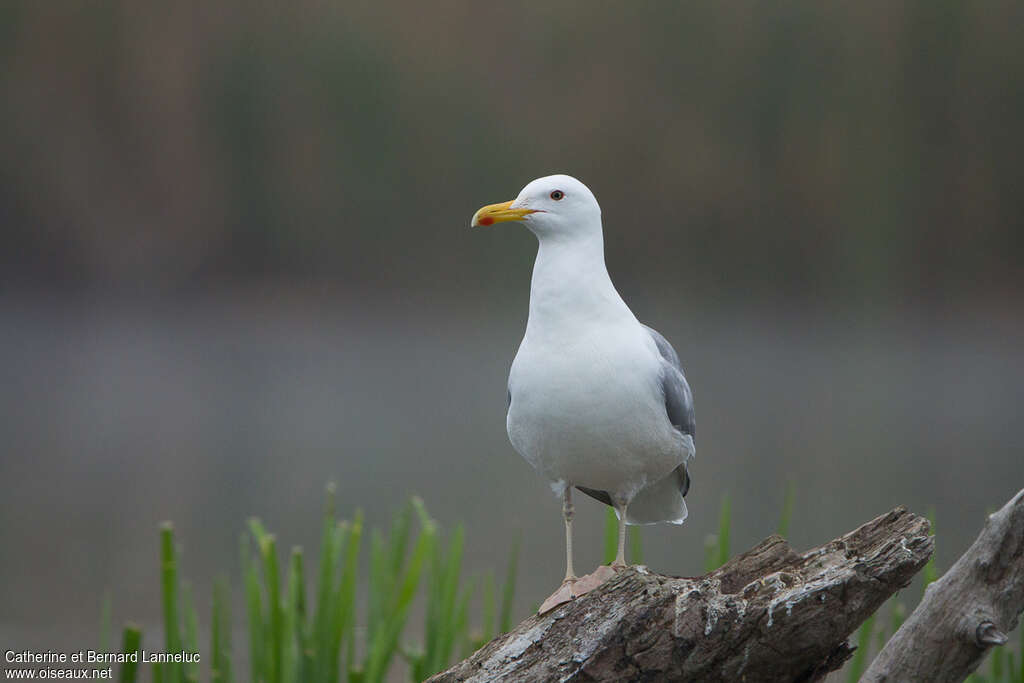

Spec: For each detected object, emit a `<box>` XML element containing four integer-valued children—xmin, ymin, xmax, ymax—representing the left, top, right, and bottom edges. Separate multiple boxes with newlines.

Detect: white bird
<box><xmin>471</xmin><ymin>175</ymin><xmax>696</xmax><ymax>612</ymax></box>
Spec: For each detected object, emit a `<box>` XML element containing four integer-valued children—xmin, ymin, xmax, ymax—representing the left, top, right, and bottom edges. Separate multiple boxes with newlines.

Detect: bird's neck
<box><xmin>526</xmin><ymin>230</ymin><xmax>633</xmax><ymax>335</ymax></box>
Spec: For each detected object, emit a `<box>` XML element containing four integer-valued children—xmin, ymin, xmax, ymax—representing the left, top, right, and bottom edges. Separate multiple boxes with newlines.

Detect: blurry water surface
<box><xmin>1</xmin><ymin>291</ymin><xmax>1021</xmax><ymax>654</ymax></box>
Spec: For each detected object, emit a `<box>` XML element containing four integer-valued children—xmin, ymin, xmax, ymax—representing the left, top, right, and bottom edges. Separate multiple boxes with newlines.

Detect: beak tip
<box><xmin>471</xmin><ymin>199</ymin><xmax>523</xmax><ymax>228</ymax></box>
<box><xmin>470</xmin><ymin>209</ymin><xmax>495</xmax><ymax>228</ymax></box>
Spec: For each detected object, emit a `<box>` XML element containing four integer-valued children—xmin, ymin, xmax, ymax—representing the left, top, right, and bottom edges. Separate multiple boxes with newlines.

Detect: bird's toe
<box><xmin>538</xmin><ymin>578</ymin><xmax>578</xmax><ymax>614</ymax></box>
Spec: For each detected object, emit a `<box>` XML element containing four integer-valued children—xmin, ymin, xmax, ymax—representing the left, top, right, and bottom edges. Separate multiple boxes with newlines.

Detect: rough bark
<box><xmin>863</xmin><ymin>488</ymin><xmax>1024</xmax><ymax>683</ymax></box>
<box><xmin>430</xmin><ymin>507</ymin><xmax>932</xmax><ymax>682</ymax></box>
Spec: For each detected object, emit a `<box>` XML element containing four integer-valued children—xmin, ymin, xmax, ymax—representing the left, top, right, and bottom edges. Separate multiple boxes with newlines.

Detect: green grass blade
<box><xmin>629</xmin><ymin>524</ymin><xmax>643</xmax><ymax>565</ymax></box>
<box><xmin>413</xmin><ymin>520</ymin><xmax>440</xmax><ymax>680</ymax></box>
<box><xmin>332</xmin><ymin>513</ymin><xmax>362</xmax><ymax>683</ymax></box>
<box><xmin>922</xmin><ymin>507</ymin><xmax>939</xmax><ymax>593</ymax></box>
<box><xmin>433</xmin><ymin>526</ymin><xmax>460</xmax><ymax>674</ymax></box>
<box><xmin>847</xmin><ymin>614</ymin><xmax>875</xmax><ymax>683</ymax></box>
<box><xmin>314</xmin><ymin>486</ymin><xmax>340</xmax><ymax>682</ymax></box>
<box><xmin>182</xmin><ymin>582</ymin><xmax>201</xmax><ymax>683</ymax></box>
<box><xmin>364</xmin><ymin>507</ymin><xmax>435</xmax><ymax>683</ymax></box>
<box><xmin>212</xmin><ymin>586</ymin><xmax>223</xmax><ymax>683</ymax></box>
<box><xmin>212</xmin><ymin>576</ymin><xmax>232</xmax><ymax>683</ymax></box>
<box><xmin>249</xmin><ymin>518</ymin><xmax>269</xmax><ymax>543</ymax></box>
<box><xmin>160</xmin><ymin>523</ymin><xmax>182</xmax><ymax>683</ymax></box>
<box><xmin>703</xmin><ymin>534</ymin><xmax>718</xmax><ymax>573</ymax></box>
<box><xmin>426</xmin><ymin>524</ymin><xmax>464</xmax><ymax>676</ymax></box>
<box><xmin>119</xmin><ymin>624</ymin><xmax>142</xmax><ymax>683</ymax></box>
<box><xmin>248</xmin><ymin>518</ymin><xmax>281</xmax><ymax>682</ymax></box>
<box><xmin>243</xmin><ymin>532</ymin><xmax>265</xmax><ymax>683</ymax></box>
<box><xmin>890</xmin><ymin>600</ymin><xmax>906</xmax><ymax>637</ymax></box>
<box><xmin>875</xmin><ymin>600</ymin><xmax>897</xmax><ymax>654</ymax></box>
<box><xmin>498</xmin><ymin>538</ymin><xmax>519</xmax><ymax>634</ymax></box>
<box><xmin>285</xmin><ymin>546</ymin><xmax>306</xmax><ymax>683</ymax></box>
<box><xmin>324</xmin><ymin>520</ymin><xmax>351</xmax><ymax>683</ymax></box>
<box><xmin>1019</xmin><ymin>623</ymin><xmax>1023</xmax><ymax>683</ymax></box>
<box><xmin>322</xmin><ymin>522</ymin><xmax>347</xmax><ymax>683</ymax></box>
<box><xmin>716</xmin><ymin>495</ymin><xmax>732</xmax><ymax>569</ymax></box>
<box><xmin>366</xmin><ymin>527</ymin><xmax>388</xmax><ymax>664</ymax></box>
<box><xmin>125</xmin><ymin>497</ymin><xmax>531</xmax><ymax>683</ymax></box>
<box><xmin>453</xmin><ymin>584</ymin><xmax>473</xmax><ymax>663</ymax></box>
<box><xmin>262</xmin><ymin>533</ymin><xmax>284</xmax><ymax>683</ymax></box>
<box><xmin>479</xmin><ymin>572</ymin><xmax>495</xmax><ymax>647</ymax></box>
<box><xmin>703</xmin><ymin>494</ymin><xmax>733</xmax><ymax>572</ymax></box>
<box><xmin>875</xmin><ymin>614</ymin><xmax>887</xmax><ymax>655</ymax></box>
<box><xmin>993</xmin><ymin>642</ymin><xmax>1005</xmax><ymax>681</ymax></box>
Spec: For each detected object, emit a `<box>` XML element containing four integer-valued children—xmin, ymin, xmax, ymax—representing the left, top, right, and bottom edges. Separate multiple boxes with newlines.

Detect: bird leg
<box><xmin>562</xmin><ymin>487</ymin><xmax>577</xmax><ymax>582</ymax></box>
<box><xmin>538</xmin><ymin>493</ymin><xmax>633</xmax><ymax>614</ymax></box>
<box><xmin>613</xmin><ymin>503</ymin><xmax>628</xmax><ymax>569</ymax></box>
<box><xmin>578</xmin><ymin>503</ymin><xmax>631</xmax><ymax>590</ymax></box>
<box><xmin>539</xmin><ymin>487</ymin><xmax>579</xmax><ymax>613</ymax></box>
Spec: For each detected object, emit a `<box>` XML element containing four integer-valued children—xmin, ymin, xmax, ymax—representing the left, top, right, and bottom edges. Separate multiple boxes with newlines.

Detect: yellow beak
<box><xmin>470</xmin><ymin>200</ymin><xmax>538</xmax><ymax>227</ymax></box>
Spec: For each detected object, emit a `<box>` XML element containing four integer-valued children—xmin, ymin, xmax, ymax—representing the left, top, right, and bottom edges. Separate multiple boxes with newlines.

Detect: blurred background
<box><xmin>1</xmin><ymin>0</ymin><xmax>1022</xmax><ymax>671</ymax></box>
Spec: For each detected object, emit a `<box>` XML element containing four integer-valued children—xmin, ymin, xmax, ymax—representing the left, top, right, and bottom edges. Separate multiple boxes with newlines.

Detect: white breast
<box><xmin>506</xmin><ymin>319</ymin><xmax>683</xmax><ymax>500</ymax></box>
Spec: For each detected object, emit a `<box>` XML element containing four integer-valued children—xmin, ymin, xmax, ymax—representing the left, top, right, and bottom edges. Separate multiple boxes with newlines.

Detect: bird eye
<box><xmin>550</xmin><ymin>190</ymin><xmax>564</xmax><ymax>200</ymax></box>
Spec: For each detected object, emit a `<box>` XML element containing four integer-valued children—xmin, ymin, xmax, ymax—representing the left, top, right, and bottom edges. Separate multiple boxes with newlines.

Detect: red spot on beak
<box><xmin>479</xmin><ymin>216</ymin><xmax>495</xmax><ymax>226</ymax></box>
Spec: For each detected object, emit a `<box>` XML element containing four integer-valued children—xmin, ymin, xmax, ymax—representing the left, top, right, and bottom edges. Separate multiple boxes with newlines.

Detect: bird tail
<box><xmin>620</xmin><ymin>464</ymin><xmax>690</xmax><ymax>526</ymax></box>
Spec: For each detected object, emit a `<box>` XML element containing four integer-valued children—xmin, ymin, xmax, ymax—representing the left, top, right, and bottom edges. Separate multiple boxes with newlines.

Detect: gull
<box><xmin>471</xmin><ymin>175</ymin><xmax>696</xmax><ymax>612</ymax></box>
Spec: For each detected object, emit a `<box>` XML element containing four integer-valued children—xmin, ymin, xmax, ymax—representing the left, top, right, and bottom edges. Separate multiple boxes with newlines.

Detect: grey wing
<box><xmin>644</xmin><ymin>324</ymin><xmax>695</xmax><ymax>501</ymax></box>
<box><xmin>642</xmin><ymin>324</ymin><xmax>696</xmax><ymax>440</ymax></box>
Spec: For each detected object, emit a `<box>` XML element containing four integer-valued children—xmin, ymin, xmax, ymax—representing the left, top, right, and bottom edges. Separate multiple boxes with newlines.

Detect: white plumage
<box><xmin>472</xmin><ymin>174</ymin><xmax>696</xmax><ymax>611</ymax></box>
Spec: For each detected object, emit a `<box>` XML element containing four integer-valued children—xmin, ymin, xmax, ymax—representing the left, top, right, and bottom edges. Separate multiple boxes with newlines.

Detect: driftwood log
<box><xmin>430</xmin><ymin>507</ymin><xmax>932</xmax><ymax>682</ymax></box>
<box><xmin>864</xmin><ymin>487</ymin><xmax>1024</xmax><ymax>682</ymax></box>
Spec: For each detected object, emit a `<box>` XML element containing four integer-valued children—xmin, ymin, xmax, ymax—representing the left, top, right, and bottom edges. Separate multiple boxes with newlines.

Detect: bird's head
<box><xmin>471</xmin><ymin>174</ymin><xmax>601</xmax><ymax>239</ymax></box>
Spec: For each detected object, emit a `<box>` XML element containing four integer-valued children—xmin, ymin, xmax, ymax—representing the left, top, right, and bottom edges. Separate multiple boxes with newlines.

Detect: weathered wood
<box><xmin>863</xmin><ymin>488</ymin><xmax>1024</xmax><ymax>683</ymax></box>
<box><xmin>430</xmin><ymin>507</ymin><xmax>932</xmax><ymax>682</ymax></box>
